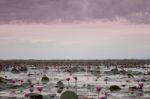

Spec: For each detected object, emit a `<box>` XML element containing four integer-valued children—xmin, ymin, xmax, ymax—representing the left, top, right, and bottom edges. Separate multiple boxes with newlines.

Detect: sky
<box><xmin>0</xmin><ymin>0</ymin><xmax>150</xmax><ymax>59</ymax></box>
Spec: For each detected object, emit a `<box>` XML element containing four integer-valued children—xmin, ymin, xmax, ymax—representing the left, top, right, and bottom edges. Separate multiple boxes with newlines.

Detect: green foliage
<box><xmin>41</xmin><ymin>75</ymin><xmax>49</xmax><ymax>83</ymax></box>
<box><xmin>56</xmin><ymin>81</ymin><xmax>64</xmax><ymax>93</ymax></box>
<box><xmin>57</xmin><ymin>88</ymin><xmax>63</xmax><ymax>93</ymax></box>
<box><xmin>20</xmin><ymin>66</ymin><xmax>28</xmax><ymax>72</ymax></box>
<box><xmin>56</xmin><ymin>81</ymin><xmax>64</xmax><ymax>88</ymax></box>
<box><xmin>11</xmin><ymin>68</ymin><xmax>19</xmax><ymax>73</ymax></box>
<box><xmin>127</xmin><ymin>73</ymin><xmax>134</xmax><ymax>78</ymax></box>
<box><xmin>110</xmin><ymin>85</ymin><xmax>121</xmax><ymax>91</ymax></box>
<box><xmin>60</xmin><ymin>91</ymin><xmax>78</xmax><ymax>99</ymax></box>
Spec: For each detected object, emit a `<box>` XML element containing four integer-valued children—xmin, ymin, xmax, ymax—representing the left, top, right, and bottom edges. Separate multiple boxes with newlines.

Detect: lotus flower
<box><xmin>24</xmin><ymin>93</ymin><xmax>30</xmax><ymax>97</ymax></box>
<box><xmin>96</xmin><ymin>86</ymin><xmax>102</xmax><ymax>92</ymax></box>
<box><xmin>37</xmin><ymin>86</ymin><xmax>43</xmax><ymax>93</ymax></box>
<box><xmin>20</xmin><ymin>80</ymin><xmax>24</xmax><ymax>83</ymax></box>
<box><xmin>138</xmin><ymin>82</ymin><xmax>144</xmax><ymax>89</ymax></box>
<box><xmin>66</xmin><ymin>77</ymin><xmax>70</xmax><ymax>89</ymax></box>
<box><xmin>29</xmin><ymin>88</ymin><xmax>34</xmax><ymax>93</ymax></box>
<box><xmin>11</xmin><ymin>80</ymin><xmax>16</xmax><ymax>85</ymax></box>
<box><xmin>20</xmin><ymin>80</ymin><xmax>24</xmax><ymax>84</ymax></box>
<box><xmin>73</xmin><ymin>77</ymin><xmax>78</xmax><ymax>92</ymax></box>
<box><xmin>66</xmin><ymin>77</ymin><xmax>70</xmax><ymax>81</ymax></box>
<box><xmin>96</xmin><ymin>86</ymin><xmax>102</xmax><ymax>99</ymax></box>
<box><xmin>73</xmin><ymin>77</ymin><xmax>78</xmax><ymax>81</ymax></box>
<box><xmin>100</xmin><ymin>92</ymin><xmax>107</xmax><ymax>99</ymax></box>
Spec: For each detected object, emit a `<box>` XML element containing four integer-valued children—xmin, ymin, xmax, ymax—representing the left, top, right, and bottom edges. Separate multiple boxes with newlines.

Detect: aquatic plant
<box><xmin>60</xmin><ymin>91</ymin><xmax>78</xmax><ymax>99</ymax></box>
<box><xmin>109</xmin><ymin>85</ymin><xmax>121</xmax><ymax>91</ymax></box>
<box><xmin>41</xmin><ymin>75</ymin><xmax>49</xmax><ymax>83</ymax></box>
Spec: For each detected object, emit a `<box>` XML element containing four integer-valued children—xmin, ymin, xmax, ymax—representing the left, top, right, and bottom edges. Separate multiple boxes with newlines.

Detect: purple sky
<box><xmin>0</xmin><ymin>0</ymin><xmax>150</xmax><ymax>24</ymax></box>
<box><xmin>0</xmin><ymin>0</ymin><xmax>150</xmax><ymax>59</ymax></box>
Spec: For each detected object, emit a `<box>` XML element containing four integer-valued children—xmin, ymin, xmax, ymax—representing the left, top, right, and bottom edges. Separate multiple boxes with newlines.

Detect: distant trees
<box><xmin>0</xmin><ymin>59</ymin><xmax>150</xmax><ymax>68</ymax></box>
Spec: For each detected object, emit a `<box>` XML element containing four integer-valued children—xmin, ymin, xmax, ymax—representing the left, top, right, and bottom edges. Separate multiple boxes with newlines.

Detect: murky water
<box><xmin>0</xmin><ymin>66</ymin><xmax>150</xmax><ymax>99</ymax></box>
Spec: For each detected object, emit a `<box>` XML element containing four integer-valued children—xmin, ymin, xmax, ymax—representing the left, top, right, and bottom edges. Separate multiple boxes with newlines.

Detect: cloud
<box><xmin>0</xmin><ymin>0</ymin><xmax>150</xmax><ymax>24</ymax></box>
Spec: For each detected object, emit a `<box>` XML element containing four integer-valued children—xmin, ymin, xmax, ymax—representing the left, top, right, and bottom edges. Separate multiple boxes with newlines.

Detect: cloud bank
<box><xmin>0</xmin><ymin>0</ymin><xmax>150</xmax><ymax>24</ymax></box>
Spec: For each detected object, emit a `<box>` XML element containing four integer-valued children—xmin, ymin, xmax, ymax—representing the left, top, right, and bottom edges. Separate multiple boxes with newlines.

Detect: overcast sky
<box><xmin>0</xmin><ymin>0</ymin><xmax>150</xmax><ymax>59</ymax></box>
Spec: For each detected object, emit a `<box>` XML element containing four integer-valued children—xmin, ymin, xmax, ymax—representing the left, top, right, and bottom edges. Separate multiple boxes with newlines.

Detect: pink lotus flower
<box><xmin>138</xmin><ymin>82</ymin><xmax>144</xmax><ymax>89</ymax></box>
<box><xmin>20</xmin><ymin>80</ymin><xmax>24</xmax><ymax>84</ymax></box>
<box><xmin>20</xmin><ymin>80</ymin><xmax>24</xmax><ymax>83</ymax></box>
<box><xmin>29</xmin><ymin>88</ymin><xmax>34</xmax><ymax>93</ymax></box>
<box><xmin>37</xmin><ymin>86</ymin><xmax>43</xmax><ymax>93</ymax></box>
<box><xmin>11</xmin><ymin>80</ymin><xmax>16</xmax><ymax>84</ymax></box>
<box><xmin>73</xmin><ymin>77</ymin><xmax>78</xmax><ymax>81</ymax></box>
<box><xmin>96</xmin><ymin>86</ymin><xmax>102</xmax><ymax>99</ymax></box>
<box><xmin>66</xmin><ymin>77</ymin><xmax>70</xmax><ymax>81</ymax></box>
<box><xmin>100</xmin><ymin>96</ymin><xmax>107</xmax><ymax>99</ymax></box>
<box><xmin>73</xmin><ymin>76</ymin><xmax>78</xmax><ymax>92</ymax></box>
<box><xmin>96</xmin><ymin>86</ymin><xmax>102</xmax><ymax>92</ymax></box>
<box><xmin>66</xmin><ymin>77</ymin><xmax>71</xmax><ymax>89</ymax></box>
<box><xmin>24</xmin><ymin>93</ymin><xmax>30</xmax><ymax>97</ymax></box>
